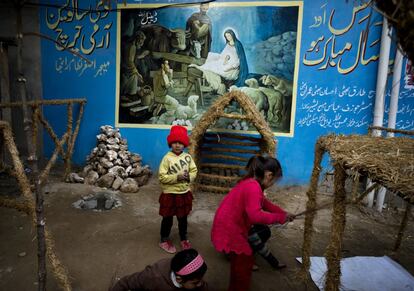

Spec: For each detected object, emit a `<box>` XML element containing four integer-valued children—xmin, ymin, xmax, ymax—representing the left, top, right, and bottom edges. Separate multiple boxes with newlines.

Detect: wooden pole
<box><xmin>324</xmin><ymin>163</ymin><xmax>347</xmax><ymax>291</ymax></box>
<box><xmin>0</xmin><ymin>42</ymin><xmax>12</xmax><ymax>170</ymax></box>
<box><xmin>15</xmin><ymin>1</ymin><xmax>38</xmax><ymax>174</ymax></box>
<box><xmin>301</xmin><ymin>140</ymin><xmax>324</xmax><ymax>281</ymax></box>
<box><xmin>393</xmin><ymin>202</ymin><xmax>412</xmax><ymax>253</ymax></box>
<box><xmin>14</xmin><ymin>2</ymin><xmax>42</xmax><ymax>288</ymax></box>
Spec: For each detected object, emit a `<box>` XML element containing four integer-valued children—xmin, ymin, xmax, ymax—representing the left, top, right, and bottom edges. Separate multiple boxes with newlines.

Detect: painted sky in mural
<box><xmin>116</xmin><ymin>3</ymin><xmax>301</xmax><ymax>135</ymax></box>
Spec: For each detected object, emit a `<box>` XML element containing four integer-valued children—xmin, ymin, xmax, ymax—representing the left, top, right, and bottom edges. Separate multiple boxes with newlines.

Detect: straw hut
<box><xmin>300</xmin><ymin>128</ymin><xmax>414</xmax><ymax>291</ymax></box>
<box><xmin>189</xmin><ymin>90</ymin><xmax>276</xmax><ymax>193</ymax></box>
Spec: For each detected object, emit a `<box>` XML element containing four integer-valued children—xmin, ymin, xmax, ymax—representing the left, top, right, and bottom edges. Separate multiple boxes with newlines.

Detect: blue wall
<box><xmin>39</xmin><ymin>0</ymin><xmax>414</xmax><ymax>184</ymax></box>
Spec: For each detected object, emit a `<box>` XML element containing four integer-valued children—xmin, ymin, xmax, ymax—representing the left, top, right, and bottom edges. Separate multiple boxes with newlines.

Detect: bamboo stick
<box><xmin>200</xmin><ymin>163</ymin><xmax>245</xmax><ymax>170</ymax></box>
<box><xmin>0</xmin><ymin>98</ymin><xmax>86</xmax><ymax>108</ymax></box>
<box><xmin>198</xmin><ymin>173</ymin><xmax>239</xmax><ymax>181</ymax></box>
<box><xmin>368</xmin><ymin>126</ymin><xmax>414</xmax><ymax>136</ymax></box>
<box><xmin>202</xmin><ymin>139</ymin><xmax>259</xmax><ymax>147</ymax></box>
<box><xmin>219</xmin><ymin>113</ymin><xmax>249</xmax><ymax>120</ymax></box>
<box><xmin>324</xmin><ymin>163</ymin><xmax>347</xmax><ymax>291</ymax></box>
<box><xmin>64</xmin><ymin>103</ymin><xmax>73</xmax><ymax>179</ymax></box>
<box><xmin>200</xmin><ymin>154</ymin><xmax>249</xmax><ymax>162</ymax></box>
<box><xmin>197</xmin><ymin>184</ymin><xmax>231</xmax><ymax>193</ymax></box>
<box><xmin>393</xmin><ymin>202</ymin><xmax>412</xmax><ymax>253</ymax></box>
<box><xmin>200</xmin><ymin>146</ymin><xmax>260</xmax><ymax>155</ymax></box>
<box><xmin>15</xmin><ymin>2</ymin><xmax>38</xmax><ymax>175</ymax></box>
<box><xmin>36</xmin><ymin>110</ymin><xmax>65</xmax><ymax>156</ymax></box>
<box><xmin>204</xmin><ymin>132</ymin><xmax>261</xmax><ymax>142</ymax></box>
<box><xmin>65</xmin><ymin>102</ymin><xmax>85</xmax><ymax>178</ymax></box>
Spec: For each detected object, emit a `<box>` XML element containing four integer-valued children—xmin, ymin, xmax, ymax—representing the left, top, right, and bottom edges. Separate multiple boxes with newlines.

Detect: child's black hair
<box><xmin>171</xmin><ymin>249</ymin><xmax>207</xmax><ymax>281</ymax></box>
<box><xmin>243</xmin><ymin>155</ymin><xmax>283</xmax><ymax>183</ymax></box>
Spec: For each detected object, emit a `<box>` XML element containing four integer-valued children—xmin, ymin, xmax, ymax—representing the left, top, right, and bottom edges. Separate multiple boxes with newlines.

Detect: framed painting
<box><xmin>115</xmin><ymin>1</ymin><xmax>303</xmax><ymax>136</ymax></box>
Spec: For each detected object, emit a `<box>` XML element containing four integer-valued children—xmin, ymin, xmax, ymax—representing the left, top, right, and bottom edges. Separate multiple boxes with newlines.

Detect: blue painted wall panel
<box><xmin>39</xmin><ymin>0</ymin><xmax>414</xmax><ymax>184</ymax></box>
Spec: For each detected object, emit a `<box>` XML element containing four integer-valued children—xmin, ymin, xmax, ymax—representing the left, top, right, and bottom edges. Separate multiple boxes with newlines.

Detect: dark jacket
<box><xmin>109</xmin><ymin>258</ymin><xmax>208</xmax><ymax>291</ymax></box>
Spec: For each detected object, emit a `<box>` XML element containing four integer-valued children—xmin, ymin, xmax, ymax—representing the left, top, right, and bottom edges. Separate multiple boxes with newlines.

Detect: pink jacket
<box><xmin>211</xmin><ymin>178</ymin><xmax>287</xmax><ymax>256</ymax></box>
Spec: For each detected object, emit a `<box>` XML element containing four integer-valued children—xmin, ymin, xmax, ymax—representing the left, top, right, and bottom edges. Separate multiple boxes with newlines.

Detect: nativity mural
<box><xmin>116</xmin><ymin>2</ymin><xmax>302</xmax><ymax>135</ymax></box>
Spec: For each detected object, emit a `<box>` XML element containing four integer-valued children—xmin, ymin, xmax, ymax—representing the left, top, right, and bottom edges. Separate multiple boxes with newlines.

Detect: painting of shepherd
<box><xmin>116</xmin><ymin>2</ymin><xmax>302</xmax><ymax>135</ymax></box>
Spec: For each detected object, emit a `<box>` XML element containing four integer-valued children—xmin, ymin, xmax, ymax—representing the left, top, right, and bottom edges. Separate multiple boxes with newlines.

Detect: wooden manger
<box><xmin>189</xmin><ymin>90</ymin><xmax>276</xmax><ymax>193</ymax></box>
<box><xmin>300</xmin><ymin>130</ymin><xmax>414</xmax><ymax>291</ymax></box>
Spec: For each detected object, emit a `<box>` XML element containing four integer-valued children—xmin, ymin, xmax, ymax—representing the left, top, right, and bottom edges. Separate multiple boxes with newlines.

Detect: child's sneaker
<box><xmin>159</xmin><ymin>241</ymin><xmax>176</xmax><ymax>254</ymax></box>
<box><xmin>180</xmin><ymin>240</ymin><xmax>192</xmax><ymax>250</ymax></box>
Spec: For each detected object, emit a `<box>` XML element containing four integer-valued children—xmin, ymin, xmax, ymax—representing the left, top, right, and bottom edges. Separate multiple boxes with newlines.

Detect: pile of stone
<box><xmin>67</xmin><ymin>125</ymin><xmax>151</xmax><ymax>193</ymax></box>
<box><xmin>250</xmin><ymin>31</ymin><xmax>297</xmax><ymax>80</ymax></box>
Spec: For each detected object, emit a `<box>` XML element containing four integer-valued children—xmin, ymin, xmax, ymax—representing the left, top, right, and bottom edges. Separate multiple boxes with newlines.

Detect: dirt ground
<box><xmin>0</xmin><ymin>169</ymin><xmax>413</xmax><ymax>291</ymax></box>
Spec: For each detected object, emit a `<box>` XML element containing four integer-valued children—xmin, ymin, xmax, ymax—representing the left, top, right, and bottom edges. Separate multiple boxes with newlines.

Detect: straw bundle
<box><xmin>318</xmin><ymin>134</ymin><xmax>414</xmax><ymax>203</ymax></box>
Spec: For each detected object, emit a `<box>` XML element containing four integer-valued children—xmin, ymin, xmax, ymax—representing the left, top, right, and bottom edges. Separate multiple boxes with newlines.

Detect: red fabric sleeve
<box><xmin>244</xmin><ymin>183</ymin><xmax>284</xmax><ymax>225</ymax></box>
<box><xmin>263</xmin><ymin>198</ymin><xmax>287</xmax><ymax>224</ymax></box>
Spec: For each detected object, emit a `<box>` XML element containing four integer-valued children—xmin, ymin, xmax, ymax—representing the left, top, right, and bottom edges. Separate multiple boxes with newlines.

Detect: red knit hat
<box><xmin>167</xmin><ymin>125</ymin><xmax>189</xmax><ymax>147</ymax></box>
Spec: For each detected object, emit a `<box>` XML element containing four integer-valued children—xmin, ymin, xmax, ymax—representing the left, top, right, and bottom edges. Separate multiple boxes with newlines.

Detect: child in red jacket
<box><xmin>211</xmin><ymin>155</ymin><xmax>294</xmax><ymax>291</ymax></box>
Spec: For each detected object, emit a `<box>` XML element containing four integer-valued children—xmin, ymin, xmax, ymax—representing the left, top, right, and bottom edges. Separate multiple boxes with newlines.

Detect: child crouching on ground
<box><xmin>158</xmin><ymin>125</ymin><xmax>198</xmax><ymax>253</ymax></box>
<box><xmin>110</xmin><ymin>248</ymin><xmax>209</xmax><ymax>290</ymax></box>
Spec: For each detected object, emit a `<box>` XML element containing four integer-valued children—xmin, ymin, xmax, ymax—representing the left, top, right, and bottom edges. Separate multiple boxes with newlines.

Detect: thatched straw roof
<box><xmin>319</xmin><ymin>134</ymin><xmax>414</xmax><ymax>203</ymax></box>
<box><xmin>189</xmin><ymin>90</ymin><xmax>276</xmax><ymax>162</ymax></box>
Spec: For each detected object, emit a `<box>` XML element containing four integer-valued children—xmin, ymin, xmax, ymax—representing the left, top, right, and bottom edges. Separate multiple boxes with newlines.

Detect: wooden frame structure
<box><xmin>189</xmin><ymin>90</ymin><xmax>276</xmax><ymax>193</ymax></box>
<box><xmin>0</xmin><ymin>98</ymin><xmax>86</xmax><ymax>290</ymax></box>
<box><xmin>0</xmin><ymin>120</ymin><xmax>72</xmax><ymax>291</ymax></box>
<box><xmin>0</xmin><ymin>98</ymin><xmax>86</xmax><ymax>178</ymax></box>
<box><xmin>300</xmin><ymin>131</ymin><xmax>414</xmax><ymax>291</ymax></box>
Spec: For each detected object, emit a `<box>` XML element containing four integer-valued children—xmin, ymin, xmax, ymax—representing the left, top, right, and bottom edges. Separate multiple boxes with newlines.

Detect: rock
<box><xmin>141</xmin><ymin>165</ymin><xmax>152</xmax><ymax>176</ymax></box>
<box><xmin>130</xmin><ymin>166</ymin><xmax>143</xmax><ymax>177</ymax></box>
<box><xmin>108</xmin><ymin>166</ymin><xmax>127</xmax><ymax>178</ymax></box>
<box><xmin>130</xmin><ymin>154</ymin><xmax>142</xmax><ymax>163</ymax></box>
<box><xmin>105</xmin><ymin>199</ymin><xmax>115</xmax><ymax>210</ymax></box>
<box><xmin>96</xmin><ymin>173</ymin><xmax>115</xmax><ymax>188</ymax></box>
<box><xmin>120</xmin><ymin>178</ymin><xmax>139</xmax><ymax>193</ymax></box>
<box><xmin>272</xmin><ymin>45</ymin><xmax>282</xmax><ymax>56</ymax></box>
<box><xmin>66</xmin><ymin>172</ymin><xmax>84</xmax><ymax>183</ymax></box>
<box><xmin>106</xmin><ymin>150</ymin><xmax>118</xmax><ymax>161</ymax></box>
<box><xmin>114</xmin><ymin>158</ymin><xmax>123</xmax><ymax>166</ymax></box>
<box><xmin>125</xmin><ymin>165</ymin><xmax>132</xmax><ymax>174</ymax></box>
<box><xmin>100</xmin><ymin>157</ymin><xmax>113</xmax><ymax>169</ymax></box>
<box><xmin>282</xmin><ymin>31</ymin><xmax>291</xmax><ymax>40</ymax></box>
<box><xmin>97</xmin><ymin>143</ymin><xmax>106</xmax><ymax>150</ymax></box>
<box><xmin>112</xmin><ymin>176</ymin><xmax>124</xmax><ymax>190</ymax></box>
<box><xmin>118</xmin><ymin>151</ymin><xmax>129</xmax><ymax>161</ymax></box>
<box><xmin>81</xmin><ymin>165</ymin><xmax>93</xmax><ymax>177</ymax></box>
<box><xmin>135</xmin><ymin>175</ymin><xmax>149</xmax><ymax>186</ymax></box>
<box><xmin>122</xmin><ymin>159</ymin><xmax>131</xmax><ymax>167</ymax></box>
<box><xmin>18</xmin><ymin>252</ymin><xmax>27</xmax><ymax>257</ymax></box>
<box><xmin>97</xmin><ymin>148</ymin><xmax>105</xmax><ymax>157</ymax></box>
<box><xmin>107</xmin><ymin>137</ymin><xmax>120</xmax><ymax>145</ymax></box>
<box><xmin>107</xmin><ymin>144</ymin><xmax>120</xmax><ymax>151</ymax></box>
<box><xmin>96</xmin><ymin>134</ymin><xmax>107</xmax><ymax>142</ymax></box>
<box><xmin>119</xmin><ymin>145</ymin><xmax>128</xmax><ymax>151</ymax></box>
<box><xmin>97</xmin><ymin>164</ymin><xmax>107</xmax><ymax>176</ymax></box>
<box><xmin>84</xmin><ymin>171</ymin><xmax>99</xmax><ymax>185</ymax></box>
<box><xmin>268</xmin><ymin>35</ymin><xmax>281</xmax><ymax>43</ymax></box>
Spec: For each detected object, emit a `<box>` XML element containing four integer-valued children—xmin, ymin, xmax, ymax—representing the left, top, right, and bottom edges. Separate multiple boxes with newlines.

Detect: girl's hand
<box><xmin>286</xmin><ymin>213</ymin><xmax>296</xmax><ymax>222</ymax></box>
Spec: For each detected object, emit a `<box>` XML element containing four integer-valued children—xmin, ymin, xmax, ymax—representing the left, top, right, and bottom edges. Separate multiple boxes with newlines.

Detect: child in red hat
<box><xmin>158</xmin><ymin>125</ymin><xmax>198</xmax><ymax>254</ymax></box>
